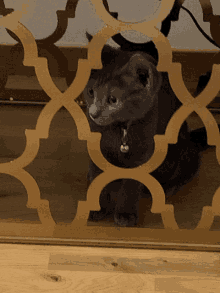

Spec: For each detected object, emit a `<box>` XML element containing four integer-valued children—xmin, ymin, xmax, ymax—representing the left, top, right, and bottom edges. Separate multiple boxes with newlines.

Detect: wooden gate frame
<box><xmin>0</xmin><ymin>0</ymin><xmax>220</xmax><ymax>251</ymax></box>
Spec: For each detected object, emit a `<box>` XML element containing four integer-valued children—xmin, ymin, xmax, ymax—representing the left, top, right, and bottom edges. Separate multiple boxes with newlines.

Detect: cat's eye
<box><xmin>107</xmin><ymin>95</ymin><xmax>117</xmax><ymax>105</ymax></box>
<box><xmin>88</xmin><ymin>88</ymin><xmax>94</xmax><ymax>96</ymax></box>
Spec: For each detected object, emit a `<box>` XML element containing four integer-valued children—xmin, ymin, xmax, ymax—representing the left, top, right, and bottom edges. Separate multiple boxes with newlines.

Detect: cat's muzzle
<box><xmin>89</xmin><ymin>114</ymin><xmax>95</xmax><ymax>121</ymax></box>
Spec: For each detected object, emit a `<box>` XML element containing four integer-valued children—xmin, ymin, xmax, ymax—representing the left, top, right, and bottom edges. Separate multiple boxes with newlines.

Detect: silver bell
<box><xmin>120</xmin><ymin>144</ymin><xmax>129</xmax><ymax>153</ymax></box>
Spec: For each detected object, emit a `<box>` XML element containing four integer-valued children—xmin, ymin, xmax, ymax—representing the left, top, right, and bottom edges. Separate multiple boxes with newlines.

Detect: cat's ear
<box><xmin>126</xmin><ymin>53</ymin><xmax>157</xmax><ymax>72</ymax></box>
<box><xmin>121</xmin><ymin>52</ymin><xmax>162</xmax><ymax>92</ymax></box>
<box><xmin>126</xmin><ymin>53</ymin><xmax>156</xmax><ymax>87</ymax></box>
<box><xmin>86</xmin><ymin>32</ymin><xmax>93</xmax><ymax>42</ymax></box>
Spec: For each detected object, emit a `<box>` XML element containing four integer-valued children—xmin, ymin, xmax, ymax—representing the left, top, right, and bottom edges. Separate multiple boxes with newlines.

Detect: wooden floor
<box><xmin>0</xmin><ymin>104</ymin><xmax>220</xmax><ymax>292</ymax></box>
<box><xmin>0</xmin><ymin>243</ymin><xmax>220</xmax><ymax>292</ymax></box>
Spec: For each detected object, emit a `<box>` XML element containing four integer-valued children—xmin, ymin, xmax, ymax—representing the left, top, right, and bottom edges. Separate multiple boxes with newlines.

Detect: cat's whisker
<box><xmin>146</xmin><ymin>79</ymin><xmax>151</xmax><ymax>90</ymax></box>
<box><xmin>146</xmin><ymin>67</ymin><xmax>152</xmax><ymax>89</ymax></box>
<box><xmin>89</xmin><ymin>114</ymin><xmax>96</xmax><ymax>121</ymax></box>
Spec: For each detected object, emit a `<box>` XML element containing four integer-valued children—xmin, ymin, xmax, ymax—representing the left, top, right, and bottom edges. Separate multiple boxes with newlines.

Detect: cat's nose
<box><xmin>89</xmin><ymin>104</ymin><xmax>100</xmax><ymax>120</ymax></box>
<box><xmin>89</xmin><ymin>113</ymin><xmax>97</xmax><ymax>121</ymax></box>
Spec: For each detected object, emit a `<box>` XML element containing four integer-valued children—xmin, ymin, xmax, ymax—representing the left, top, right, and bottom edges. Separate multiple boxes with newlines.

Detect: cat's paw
<box><xmin>88</xmin><ymin>208</ymin><xmax>110</xmax><ymax>221</ymax></box>
<box><xmin>114</xmin><ymin>213</ymin><xmax>138</xmax><ymax>227</ymax></box>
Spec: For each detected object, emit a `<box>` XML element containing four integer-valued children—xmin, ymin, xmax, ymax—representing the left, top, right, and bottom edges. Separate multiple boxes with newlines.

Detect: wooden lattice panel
<box><xmin>0</xmin><ymin>0</ymin><xmax>220</xmax><ymax>250</ymax></box>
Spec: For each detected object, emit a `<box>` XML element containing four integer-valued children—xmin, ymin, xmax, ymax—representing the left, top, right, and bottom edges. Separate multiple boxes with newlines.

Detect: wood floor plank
<box><xmin>0</xmin><ymin>243</ymin><xmax>220</xmax><ymax>292</ymax></box>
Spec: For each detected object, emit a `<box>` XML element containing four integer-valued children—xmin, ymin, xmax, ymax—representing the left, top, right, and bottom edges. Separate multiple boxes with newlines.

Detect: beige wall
<box><xmin>0</xmin><ymin>0</ymin><xmax>219</xmax><ymax>50</ymax></box>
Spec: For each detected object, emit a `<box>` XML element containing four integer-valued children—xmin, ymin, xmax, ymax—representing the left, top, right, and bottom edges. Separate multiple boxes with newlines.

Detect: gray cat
<box><xmin>84</xmin><ymin>39</ymin><xmax>200</xmax><ymax>227</ymax></box>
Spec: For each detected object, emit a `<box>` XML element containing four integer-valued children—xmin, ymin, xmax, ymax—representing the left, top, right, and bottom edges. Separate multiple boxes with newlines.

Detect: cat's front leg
<box><xmin>114</xmin><ymin>179</ymin><xmax>143</xmax><ymax>227</ymax></box>
<box><xmin>88</xmin><ymin>182</ymin><xmax>119</xmax><ymax>221</ymax></box>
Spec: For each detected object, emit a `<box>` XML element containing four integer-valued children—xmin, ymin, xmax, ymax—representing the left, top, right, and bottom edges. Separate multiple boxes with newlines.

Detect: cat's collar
<box><xmin>120</xmin><ymin>120</ymin><xmax>133</xmax><ymax>153</ymax></box>
<box><xmin>119</xmin><ymin>119</ymin><xmax>133</xmax><ymax>130</ymax></box>
<box><xmin>120</xmin><ymin>128</ymin><xmax>129</xmax><ymax>153</ymax></box>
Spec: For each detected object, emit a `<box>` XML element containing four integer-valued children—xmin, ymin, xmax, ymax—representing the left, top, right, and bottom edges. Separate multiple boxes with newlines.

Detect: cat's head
<box><xmin>84</xmin><ymin>37</ymin><xmax>162</xmax><ymax>126</ymax></box>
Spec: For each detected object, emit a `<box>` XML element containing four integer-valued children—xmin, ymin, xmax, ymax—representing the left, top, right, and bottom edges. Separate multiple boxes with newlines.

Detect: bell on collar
<box><xmin>120</xmin><ymin>127</ymin><xmax>130</xmax><ymax>153</ymax></box>
<box><xmin>120</xmin><ymin>144</ymin><xmax>129</xmax><ymax>153</ymax></box>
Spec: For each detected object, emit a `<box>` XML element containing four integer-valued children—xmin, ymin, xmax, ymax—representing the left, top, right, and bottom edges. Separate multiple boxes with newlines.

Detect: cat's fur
<box><xmin>84</xmin><ymin>40</ymin><xmax>201</xmax><ymax>227</ymax></box>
